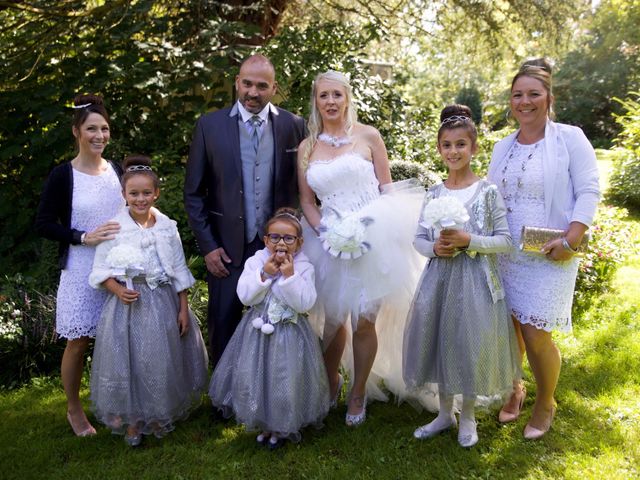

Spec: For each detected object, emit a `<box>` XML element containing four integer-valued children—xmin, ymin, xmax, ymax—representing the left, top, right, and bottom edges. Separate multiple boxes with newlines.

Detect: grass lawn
<box><xmin>1</xmin><ymin>159</ymin><xmax>638</xmax><ymax>480</ymax></box>
<box><xmin>1</xmin><ymin>255</ymin><xmax>638</xmax><ymax>480</ymax></box>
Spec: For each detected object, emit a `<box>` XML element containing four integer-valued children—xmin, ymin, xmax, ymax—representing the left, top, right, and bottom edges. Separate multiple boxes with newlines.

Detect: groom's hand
<box><xmin>205</xmin><ymin>247</ymin><xmax>232</xmax><ymax>278</ymax></box>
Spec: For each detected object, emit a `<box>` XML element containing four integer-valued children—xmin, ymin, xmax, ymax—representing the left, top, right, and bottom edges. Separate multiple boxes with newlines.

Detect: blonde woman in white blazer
<box><xmin>487</xmin><ymin>59</ymin><xmax>600</xmax><ymax>440</ymax></box>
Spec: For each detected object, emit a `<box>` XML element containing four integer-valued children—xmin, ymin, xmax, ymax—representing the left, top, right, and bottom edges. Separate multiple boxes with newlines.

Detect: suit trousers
<box><xmin>206</xmin><ymin>236</ymin><xmax>263</xmax><ymax>368</ymax></box>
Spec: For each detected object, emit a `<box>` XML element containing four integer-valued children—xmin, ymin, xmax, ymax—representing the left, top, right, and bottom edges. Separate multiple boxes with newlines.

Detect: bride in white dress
<box><xmin>298</xmin><ymin>71</ymin><xmax>428</xmax><ymax>426</ymax></box>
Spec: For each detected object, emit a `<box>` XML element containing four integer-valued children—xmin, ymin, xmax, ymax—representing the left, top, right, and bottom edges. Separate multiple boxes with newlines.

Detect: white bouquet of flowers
<box><xmin>420</xmin><ymin>196</ymin><xmax>470</xmax><ymax>232</ymax></box>
<box><xmin>319</xmin><ymin>209</ymin><xmax>373</xmax><ymax>260</ymax></box>
<box><xmin>105</xmin><ymin>244</ymin><xmax>145</xmax><ymax>289</ymax></box>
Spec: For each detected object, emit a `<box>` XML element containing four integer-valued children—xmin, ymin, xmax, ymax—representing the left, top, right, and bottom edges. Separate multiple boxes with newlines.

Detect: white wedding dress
<box><xmin>303</xmin><ymin>152</ymin><xmax>436</xmax><ymax>408</ymax></box>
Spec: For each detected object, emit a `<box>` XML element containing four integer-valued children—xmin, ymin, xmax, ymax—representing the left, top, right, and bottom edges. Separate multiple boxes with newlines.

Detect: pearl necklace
<box><xmin>318</xmin><ymin>132</ymin><xmax>352</xmax><ymax>148</ymax></box>
<box><xmin>501</xmin><ymin>140</ymin><xmax>540</xmax><ymax>212</ymax></box>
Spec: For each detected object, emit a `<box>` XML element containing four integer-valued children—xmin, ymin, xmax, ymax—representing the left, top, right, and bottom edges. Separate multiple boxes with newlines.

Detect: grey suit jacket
<box><xmin>184</xmin><ymin>103</ymin><xmax>306</xmax><ymax>267</ymax></box>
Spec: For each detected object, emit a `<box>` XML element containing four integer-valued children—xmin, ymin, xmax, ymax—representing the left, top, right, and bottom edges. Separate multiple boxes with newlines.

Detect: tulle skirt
<box><xmin>303</xmin><ymin>179</ymin><xmax>435</xmax><ymax>407</ymax></box>
<box><xmin>90</xmin><ymin>282</ymin><xmax>209</xmax><ymax>436</ymax></box>
<box><xmin>209</xmin><ymin>306</ymin><xmax>330</xmax><ymax>442</ymax></box>
<box><xmin>403</xmin><ymin>254</ymin><xmax>521</xmax><ymax>408</ymax></box>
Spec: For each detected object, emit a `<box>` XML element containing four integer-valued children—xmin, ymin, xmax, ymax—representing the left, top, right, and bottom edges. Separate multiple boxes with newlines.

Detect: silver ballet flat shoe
<box><xmin>124</xmin><ymin>433</ymin><xmax>142</xmax><ymax>447</ymax></box>
<box><xmin>413</xmin><ymin>414</ymin><xmax>457</xmax><ymax>440</ymax></box>
<box><xmin>458</xmin><ymin>420</ymin><xmax>478</xmax><ymax>448</ymax></box>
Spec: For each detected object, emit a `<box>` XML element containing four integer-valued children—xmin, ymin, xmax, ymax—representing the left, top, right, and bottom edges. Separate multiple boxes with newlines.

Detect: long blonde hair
<box><xmin>302</xmin><ymin>70</ymin><xmax>358</xmax><ymax>169</ymax></box>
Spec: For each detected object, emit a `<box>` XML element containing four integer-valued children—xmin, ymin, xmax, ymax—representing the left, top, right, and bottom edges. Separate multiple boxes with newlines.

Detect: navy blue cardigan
<box><xmin>35</xmin><ymin>160</ymin><xmax>123</xmax><ymax>269</ymax></box>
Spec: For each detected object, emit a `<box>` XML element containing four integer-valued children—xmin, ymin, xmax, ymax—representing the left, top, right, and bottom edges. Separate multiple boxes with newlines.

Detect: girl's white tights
<box><xmin>413</xmin><ymin>392</ymin><xmax>456</xmax><ymax>439</ymax></box>
<box><xmin>431</xmin><ymin>392</ymin><xmax>456</xmax><ymax>430</ymax></box>
<box><xmin>459</xmin><ymin>396</ymin><xmax>476</xmax><ymax>432</ymax></box>
<box><xmin>413</xmin><ymin>391</ymin><xmax>478</xmax><ymax>447</ymax></box>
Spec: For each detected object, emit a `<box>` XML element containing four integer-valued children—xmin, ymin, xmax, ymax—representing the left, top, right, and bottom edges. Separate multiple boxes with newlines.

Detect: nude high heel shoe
<box><xmin>498</xmin><ymin>386</ymin><xmax>526</xmax><ymax>423</ymax></box>
<box><xmin>523</xmin><ymin>404</ymin><xmax>556</xmax><ymax>440</ymax></box>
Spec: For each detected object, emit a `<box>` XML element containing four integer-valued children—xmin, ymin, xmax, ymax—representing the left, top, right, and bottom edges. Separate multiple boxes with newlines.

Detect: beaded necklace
<box><xmin>501</xmin><ymin>140</ymin><xmax>540</xmax><ymax>212</ymax></box>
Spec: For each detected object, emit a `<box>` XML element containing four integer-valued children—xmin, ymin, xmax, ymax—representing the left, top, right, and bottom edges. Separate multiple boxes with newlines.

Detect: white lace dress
<box><xmin>55</xmin><ymin>165</ymin><xmax>123</xmax><ymax>339</ymax></box>
<box><xmin>302</xmin><ymin>152</ymin><xmax>429</xmax><ymax>405</ymax></box>
<box><xmin>496</xmin><ymin>140</ymin><xmax>579</xmax><ymax>332</ymax></box>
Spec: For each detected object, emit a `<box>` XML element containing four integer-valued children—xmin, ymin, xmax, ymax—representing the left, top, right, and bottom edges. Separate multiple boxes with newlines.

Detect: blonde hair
<box><xmin>511</xmin><ymin>57</ymin><xmax>555</xmax><ymax>120</ymax></box>
<box><xmin>302</xmin><ymin>70</ymin><xmax>358</xmax><ymax>169</ymax></box>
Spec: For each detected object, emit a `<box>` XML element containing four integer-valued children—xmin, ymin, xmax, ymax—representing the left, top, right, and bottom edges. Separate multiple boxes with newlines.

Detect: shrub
<box><xmin>573</xmin><ymin>204</ymin><xmax>637</xmax><ymax>317</ymax></box>
<box><xmin>389</xmin><ymin>160</ymin><xmax>441</xmax><ymax>189</ymax></box>
<box><xmin>0</xmin><ymin>274</ymin><xmax>64</xmax><ymax>389</ymax></box>
<box><xmin>608</xmin><ymin>150</ymin><xmax>640</xmax><ymax>211</ymax></box>
<box><xmin>472</xmin><ymin>125</ymin><xmax>516</xmax><ymax>178</ymax></box>
<box><xmin>608</xmin><ymin>93</ymin><xmax>640</xmax><ymax>211</ymax></box>
<box><xmin>455</xmin><ymin>87</ymin><xmax>483</xmax><ymax>125</ymax></box>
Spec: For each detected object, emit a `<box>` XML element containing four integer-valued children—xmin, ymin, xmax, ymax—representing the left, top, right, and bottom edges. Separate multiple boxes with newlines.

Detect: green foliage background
<box><xmin>1</xmin><ymin>0</ymin><xmax>639</xmax><ymax>388</ymax></box>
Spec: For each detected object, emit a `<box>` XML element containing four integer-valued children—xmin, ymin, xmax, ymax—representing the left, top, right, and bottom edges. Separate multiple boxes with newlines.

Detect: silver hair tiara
<box><xmin>126</xmin><ymin>165</ymin><xmax>153</xmax><ymax>172</ymax></box>
<box><xmin>522</xmin><ymin>64</ymin><xmax>550</xmax><ymax>72</ymax></box>
<box><xmin>440</xmin><ymin>115</ymin><xmax>472</xmax><ymax>127</ymax></box>
<box><xmin>72</xmin><ymin>103</ymin><xmax>92</xmax><ymax>109</ymax></box>
<box><xmin>277</xmin><ymin>212</ymin><xmax>302</xmax><ymax>225</ymax></box>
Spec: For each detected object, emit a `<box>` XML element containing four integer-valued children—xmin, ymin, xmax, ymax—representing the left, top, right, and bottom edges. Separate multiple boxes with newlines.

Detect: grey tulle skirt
<box><xmin>403</xmin><ymin>254</ymin><xmax>521</xmax><ymax>405</ymax></box>
<box><xmin>90</xmin><ymin>282</ymin><xmax>209</xmax><ymax>436</ymax></box>
<box><xmin>209</xmin><ymin>306</ymin><xmax>330</xmax><ymax>442</ymax></box>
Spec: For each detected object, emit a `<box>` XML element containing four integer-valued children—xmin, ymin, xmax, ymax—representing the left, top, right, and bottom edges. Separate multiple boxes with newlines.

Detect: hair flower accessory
<box><xmin>420</xmin><ymin>196</ymin><xmax>470</xmax><ymax>232</ymax></box>
<box><xmin>105</xmin><ymin>244</ymin><xmax>145</xmax><ymax>289</ymax></box>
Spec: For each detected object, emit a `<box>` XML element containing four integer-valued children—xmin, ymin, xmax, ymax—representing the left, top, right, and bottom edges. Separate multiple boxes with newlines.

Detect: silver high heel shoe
<box><xmin>345</xmin><ymin>395</ymin><xmax>367</xmax><ymax>427</ymax></box>
<box><xmin>66</xmin><ymin>411</ymin><xmax>97</xmax><ymax>437</ymax></box>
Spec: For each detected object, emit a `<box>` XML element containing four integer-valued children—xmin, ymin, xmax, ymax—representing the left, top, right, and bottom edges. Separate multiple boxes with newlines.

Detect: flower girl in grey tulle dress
<box><xmin>209</xmin><ymin>208</ymin><xmax>330</xmax><ymax>450</ymax></box>
<box><xmin>88</xmin><ymin>156</ymin><xmax>208</xmax><ymax>447</ymax></box>
<box><xmin>403</xmin><ymin>106</ymin><xmax>521</xmax><ymax>447</ymax></box>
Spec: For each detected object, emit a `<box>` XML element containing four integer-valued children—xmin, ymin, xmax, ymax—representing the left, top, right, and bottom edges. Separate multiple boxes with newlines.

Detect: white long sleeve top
<box><xmin>237</xmin><ymin>248</ymin><xmax>317</xmax><ymax>314</ymax></box>
<box><xmin>89</xmin><ymin>207</ymin><xmax>195</xmax><ymax>292</ymax></box>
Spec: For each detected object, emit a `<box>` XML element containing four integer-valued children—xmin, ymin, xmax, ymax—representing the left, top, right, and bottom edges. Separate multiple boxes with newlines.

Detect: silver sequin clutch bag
<box><xmin>519</xmin><ymin>226</ymin><xmax>589</xmax><ymax>256</ymax></box>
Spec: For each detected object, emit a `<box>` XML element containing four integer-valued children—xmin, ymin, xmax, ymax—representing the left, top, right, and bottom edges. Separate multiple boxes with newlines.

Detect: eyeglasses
<box><xmin>266</xmin><ymin>233</ymin><xmax>298</xmax><ymax>245</ymax></box>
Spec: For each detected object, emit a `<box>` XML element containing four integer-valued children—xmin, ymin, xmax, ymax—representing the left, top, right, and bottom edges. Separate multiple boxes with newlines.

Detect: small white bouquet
<box><xmin>420</xmin><ymin>196</ymin><xmax>470</xmax><ymax>232</ymax></box>
<box><xmin>105</xmin><ymin>244</ymin><xmax>145</xmax><ymax>289</ymax></box>
<box><xmin>319</xmin><ymin>210</ymin><xmax>373</xmax><ymax>260</ymax></box>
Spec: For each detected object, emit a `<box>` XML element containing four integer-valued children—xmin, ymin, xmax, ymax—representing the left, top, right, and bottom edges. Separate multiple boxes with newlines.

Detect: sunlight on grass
<box><xmin>1</xmin><ymin>260</ymin><xmax>639</xmax><ymax>479</ymax></box>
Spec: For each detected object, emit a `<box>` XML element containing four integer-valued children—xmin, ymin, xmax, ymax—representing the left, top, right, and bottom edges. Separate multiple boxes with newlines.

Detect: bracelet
<box><xmin>561</xmin><ymin>237</ymin><xmax>578</xmax><ymax>253</ymax></box>
<box><xmin>260</xmin><ymin>267</ymin><xmax>276</xmax><ymax>280</ymax></box>
<box><xmin>80</xmin><ymin>232</ymin><xmax>87</xmax><ymax>246</ymax></box>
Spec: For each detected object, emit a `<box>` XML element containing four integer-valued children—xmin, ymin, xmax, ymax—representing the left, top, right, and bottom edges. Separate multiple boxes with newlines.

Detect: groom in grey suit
<box><xmin>184</xmin><ymin>54</ymin><xmax>306</xmax><ymax>367</ymax></box>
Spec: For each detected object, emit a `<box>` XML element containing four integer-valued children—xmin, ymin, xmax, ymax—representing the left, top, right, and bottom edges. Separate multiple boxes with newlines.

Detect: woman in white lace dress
<box><xmin>35</xmin><ymin>94</ymin><xmax>124</xmax><ymax>437</ymax></box>
<box><xmin>487</xmin><ymin>59</ymin><xmax>600</xmax><ymax>439</ymax></box>
<box><xmin>298</xmin><ymin>71</ymin><xmax>426</xmax><ymax>426</ymax></box>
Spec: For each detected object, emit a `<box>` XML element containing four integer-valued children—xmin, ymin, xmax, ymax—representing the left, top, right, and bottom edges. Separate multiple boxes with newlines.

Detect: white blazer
<box><xmin>488</xmin><ymin>120</ymin><xmax>600</xmax><ymax>229</ymax></box>
<box><xmin>89</xmin><ymin>207</ymin><xmax>195</xmax><ymax>292</ymax></box>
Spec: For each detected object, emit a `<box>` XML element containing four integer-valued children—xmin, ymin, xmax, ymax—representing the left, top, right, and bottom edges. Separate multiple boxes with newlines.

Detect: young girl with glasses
<box><xmin>209</xmin><ymin>208</ymin><xmax>330</xmax><ymax>450</ymax></box>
